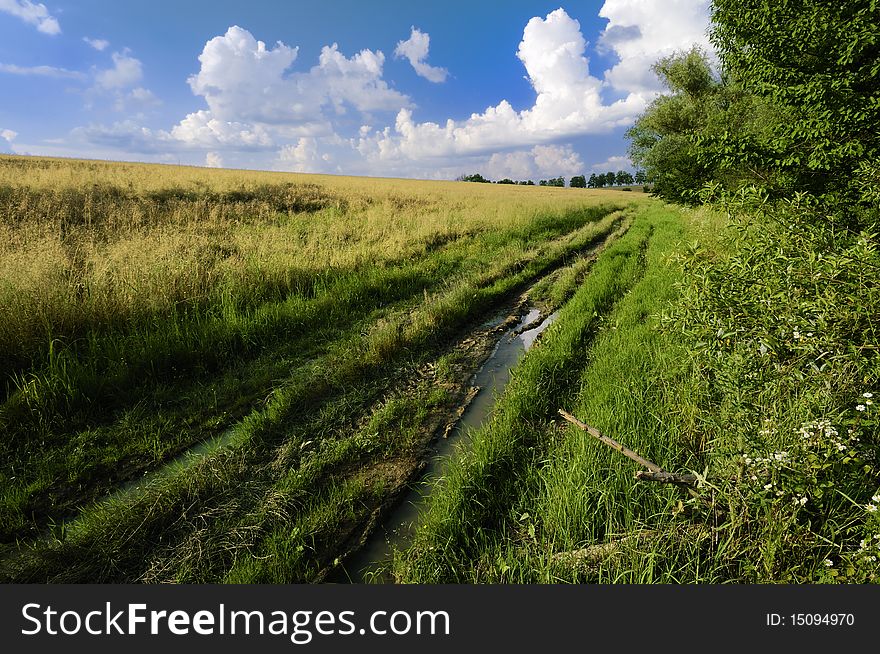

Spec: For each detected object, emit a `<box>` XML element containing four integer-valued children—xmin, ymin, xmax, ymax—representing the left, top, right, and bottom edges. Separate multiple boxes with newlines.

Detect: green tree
<box><xmin>634</xmin><ymin>170</ymin><xmax>647</xmax><ymax>185</ymax></box>
<box><xmin>626</xmin><ymin>47</ymin><xmax>780</xmax><ymax>203</ymax></box>
<box><xmin>616</xmin><ymin>171</ymin><xmax>634</xmax><ymax>186</ymax></box>
<box><xmin>457</xmin><ymin>173</ymin><xmax>490</xmax><ymax>183</ymax></box>
<box><xmin>570</xmin><ymin>175</ymin><xmax>586</xmax><ymax>188</ymax></box>
<box><xmin>587</xmin><ymin>173</ymin><xmax>598</xmax><ymax>188</ymax></box>
<box><xmin>711</xmin><ymin>0</ymin><xmax>880</xmax><ymax>206</ymax></box>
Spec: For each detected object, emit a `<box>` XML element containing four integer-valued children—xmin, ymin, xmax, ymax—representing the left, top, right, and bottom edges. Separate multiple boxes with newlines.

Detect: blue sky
<box><xmin>0</xmin><ymin>0</ymin><xmax>711</xmax><ymax>180</ymax></box>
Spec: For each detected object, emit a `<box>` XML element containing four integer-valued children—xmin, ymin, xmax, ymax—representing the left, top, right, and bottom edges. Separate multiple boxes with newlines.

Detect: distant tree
<box><xmin>538</xmin><ymin>180</ymin><xmax>548</xmax><ymax>186</ymax></box>
<box><xmin>457</xmin><ymin>173</ymin><xmax>490</xmax><ymax>183</ymax></box>
<box><xmin>546</xmin><ymin>176</ymin><xmax>565</xmax><ymax>187</ymax></box>
<box><xmin>616</xmin><ymin>170</ymin><xmax>634</xmax><ymax>186</ymax></box>
<box><xmin>634</xmin><ymin>170</ymin><xmax>647</xmax><ymax>185</ymax></box>
<box><xmin>587</xmin><ymin>173</ymin><xmax>598</xmax><ymax>188</ymax></box>
<box><xmin>497</xmin><ymin>178</ymin><xmax>515</xmax><ymax>184</ymax></box>
<box><xmin>525</xmin><ymin>180</ymin><xmax>535</xmax><ymax>185</ymax></box>
<box><xmin>570</xmin><ymin>175</ymin><xmax>586</xmax><ymax>188</ymax></box>
<box><xmin>605</xmin><ymin>171</ymin><xmax>616</xmax><ymax>186</ymax></box>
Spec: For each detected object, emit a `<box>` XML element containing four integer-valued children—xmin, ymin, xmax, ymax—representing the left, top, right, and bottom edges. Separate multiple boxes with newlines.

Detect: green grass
<box><xmin>1</xmin><ymin>156</ymin><xmax>640</xmax><ymax>581</ymax></box>
<box><xmin>395</xmin><ymin>204</ymin><xmax>670</xmax><ymax>582</ymax></box>
<box><xmin>395</xmin><ymin>199</ymin><xmax>879</xmax><ymax>584</ymax></box>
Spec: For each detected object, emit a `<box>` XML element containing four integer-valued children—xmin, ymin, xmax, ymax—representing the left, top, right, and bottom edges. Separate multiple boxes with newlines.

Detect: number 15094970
<box><xmin>766</xmin><ymin>613</ymin><xmax>855</xmax><ymax>626</ymax></box>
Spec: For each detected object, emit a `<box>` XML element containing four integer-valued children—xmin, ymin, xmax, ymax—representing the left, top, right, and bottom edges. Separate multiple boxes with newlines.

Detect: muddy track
<box><xmin>313</xmin><ymin>219</ymin><xmax>632</xmax><ymax>582</ymax></box>
<box><xmin>1</xmin><ymin>216</ymin><xmax>630</xmax><ymax>583</ymax></box>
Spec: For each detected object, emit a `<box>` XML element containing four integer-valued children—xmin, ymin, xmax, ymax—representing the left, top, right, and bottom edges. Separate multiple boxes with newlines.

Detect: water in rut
<box><xmin>331</xmin><ymin>307</ymin><xmax>557</xmax><ymax>583</ymax></box>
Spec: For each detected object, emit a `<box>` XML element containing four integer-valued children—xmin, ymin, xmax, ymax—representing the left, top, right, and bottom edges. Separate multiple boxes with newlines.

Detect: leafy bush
<box><xmin>672</xmin><ymin>188</ymin><xmax>880</xmax><ymax>581</ymax></box>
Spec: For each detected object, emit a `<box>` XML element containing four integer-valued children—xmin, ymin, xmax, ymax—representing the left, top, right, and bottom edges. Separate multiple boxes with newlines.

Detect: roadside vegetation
<box><xmin>395</xmin><ymin>0</ymin><xmax>878</xmax><ymax>583</ymax></box>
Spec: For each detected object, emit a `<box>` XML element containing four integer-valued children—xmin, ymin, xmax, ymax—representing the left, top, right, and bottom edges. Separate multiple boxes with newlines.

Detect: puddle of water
<box><xmin>329</xmin><ymin>307</ymin><xmax>557</xmax><ymax>583</ymax></box>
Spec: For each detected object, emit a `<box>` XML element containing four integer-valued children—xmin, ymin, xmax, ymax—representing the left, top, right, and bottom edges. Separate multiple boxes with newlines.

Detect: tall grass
<box><xmin>395</xmin><ymin>206</ymin><xmax>666</xmax><ymax>582</ymax></box>
<box><xmin>0</xmin><ymin>154</ymin><xmax>642</xmax><ymax>580</ymax></box>
<box><xmin>397</xmin><ymin>196</ymin><xmax>879</xmax><ymax>584</ymax></box>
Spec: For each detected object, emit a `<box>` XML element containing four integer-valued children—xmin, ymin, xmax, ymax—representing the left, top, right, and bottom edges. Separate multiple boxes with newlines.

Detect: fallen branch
<box><xmin>635</xmin><ymin>470</ymin><xmax>698</xmax><ymax>487</ymax></box>
<box><xmin>557</xmin><ymin>409</ymin><xmax>662</xmax><ymax>473</ymax></box>
<box><xmin>557</xmin><ymin>408</ymin><xmax>700</xmax><ymax>491</ymax></box>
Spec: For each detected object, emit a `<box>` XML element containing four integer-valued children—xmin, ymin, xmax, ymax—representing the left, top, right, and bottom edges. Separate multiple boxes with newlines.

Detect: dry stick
<box><xmin>557</xmin><ymin>409</ymin><xmax>663</xmax><ymax>473</ymax></box>
<box><xmin>557</xmin><ymin>409</ymin><xmax>700</xmax><ymax>493</ymax></box>
<box><xmin>635</xmin><ymin>470</ymin><xmax>698</xmax><ymax>486</ymax></box>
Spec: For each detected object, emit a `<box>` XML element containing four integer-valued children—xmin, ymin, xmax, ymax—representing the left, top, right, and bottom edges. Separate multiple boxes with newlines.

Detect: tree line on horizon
<box><xmin>456</xmin><ymin>169</ymin><xmax>648</xmax><ymax>188</ymax></box>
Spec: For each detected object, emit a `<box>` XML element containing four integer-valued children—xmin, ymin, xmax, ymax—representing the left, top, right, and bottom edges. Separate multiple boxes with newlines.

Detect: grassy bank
<box><xmin>396</xmin><ymin>199</ymin><xmax>879</xmax><ymax>584</ymax></box>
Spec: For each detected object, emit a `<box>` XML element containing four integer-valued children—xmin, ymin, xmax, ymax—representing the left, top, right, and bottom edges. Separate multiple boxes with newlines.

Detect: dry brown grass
<box><xmin>0</xmin><ymin>154</ymin><xmax>642</xmax><ymax>365</ymax></box>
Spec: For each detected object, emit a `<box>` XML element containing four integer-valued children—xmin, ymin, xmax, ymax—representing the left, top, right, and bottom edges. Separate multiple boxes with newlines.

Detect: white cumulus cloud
<box><xmin>394</xmin><ymin>27</ymin><xmax>448</xmax><ymax>83</ymax></box>
<box><xmin>591</xmin><ymin>154</ymin><xmax>633</xmax><ymax>172</ymax></box>
<box><xmin>357</xmin><ymin>8</ymin><xmax>644</xmax><ymax>166</ymax></box>
<box><xmin>83</xmin><ymin>37</ymin><xmax>110</xmax><ymax>51</ymax></box>
<box><xmin>205</xmin><ymin>152</ymin><xmax>224</xmax><ymax>168</ymax></box>
<box><xmin>278</xmin><ymin>137</ymin><xmax>335</xmax><ymax>173</ymax></box>
<box><xmin>70</xmin><ymin>121</ymin><xmax>169</xmax><ymax>154</ymax></box>
<box><xmin>185</xmin><ymin>26</ymin><xmax>408</xmax><ymax>130</ymax></box>
<box><xmin>170</xmin><ymin>110</ymin><xmax>274</xmax><ymax>150</ymax></box>
<box><xmin>95</xmin><ymin>50</ymin><xmax>143</xmax><ymax>90</ymax></box>
<box><xmin>0</xmin><ymin>128</ymin><xmax>16</xmax><ymax>153</ymax></box>
<box><xmin>486</xmin><ymin>144</ymin><xmax>584</xmax><ymax>181</ymax></box>
<box><xmin>598</xmin><ymin>0</ymin><xmax>713</xmax><ymax>95</ymax></box>
<box><xmin>0</xmin><ymin>0</ymin><xmax>60</xmax><ymax>35</ymax></box>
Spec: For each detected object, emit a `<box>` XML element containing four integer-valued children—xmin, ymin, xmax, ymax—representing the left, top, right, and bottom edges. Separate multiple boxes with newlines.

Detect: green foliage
<box><xmin>570</xmin><ymin>175</ymin><xmax>586</xmax><ymax>188</ymax></box>
<box><xmin>457</xmin><ymin>173</ymin><xmax>490</xmax><ymax>183</ymax></box>
<box><xmin>627</xmin><ymin>47</ymin><xmax>782</xmax><ymax>203</ymax></box>
<box><xmin>615</xmin><ymin>171</ymin><xmax>634</xmax><ymax>186</ymax></box>
<box><xmin>711</xmin><ymin>0</ymin><xmax>880</xmax><ymax>206</ymax></box>
<box><xmin>673</xmin><ymin>196</ymin><xmax>880</xmax><ymax>581</ymax></box>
